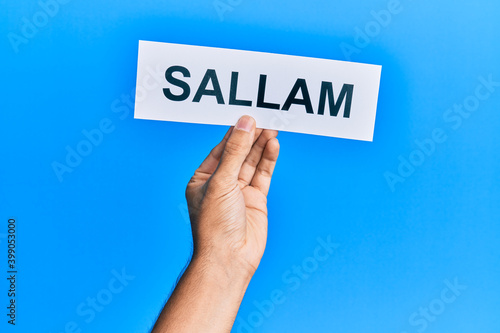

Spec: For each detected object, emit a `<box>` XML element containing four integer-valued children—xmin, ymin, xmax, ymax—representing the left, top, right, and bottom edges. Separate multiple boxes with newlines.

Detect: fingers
<box><xmin>250</xmin><ymin>137</ymin><xmax>280</xmax><ymax>196</ymax></box>
<box><xmin>195</xmin><ymin>126</ymin><xmax>233</xmax><ymax>175</ymax></box>
<box><xmin>238</xmin><ymin>129</ymin><xmax>279</xmax><ymax>186</ymax></box>
<box><xmin>213</xmin><ymin>116</ymin><xmax>256</xmax><ymax>180</ymax></box>
<box><xmin>194</xmin><ymin>124</ymin><xmax>263</xmax><ymax>177</ymax></box>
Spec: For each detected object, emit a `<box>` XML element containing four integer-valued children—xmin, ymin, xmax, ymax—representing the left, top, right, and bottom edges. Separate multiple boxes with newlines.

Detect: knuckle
<box><xmin>224</xmin><ymin>139</ymin><xmax>247</xmax><ymax>156</ymax></box>
<box><xmin>208</xmin><ymin>146</ymin><xmax>219</xmax><ymax>160</ymax></box>
<box><xmin>258</xmin><ymin>166</ymin><xmax>273</xmax><ymax>178</ymax></box>
<box><xmin>206</xmin><ymin>175</ymin><xmax>236</xmax><ymax>197</ymax></box>
<box><xmin>206</xmin><ymin>175</ymin><xmax>226</xmax><ymax>193</ymax></box>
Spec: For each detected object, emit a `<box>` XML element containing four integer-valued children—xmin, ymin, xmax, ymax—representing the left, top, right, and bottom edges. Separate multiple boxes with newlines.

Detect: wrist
<box><xmin>190</xmin><ymin>248</ymin><xmax>254</xmax><ymax>288</ymax></box>
<box><xmin>153</xmin><ymin>245</ymin><xmax>254</xmax><ymax>333</ymax></box>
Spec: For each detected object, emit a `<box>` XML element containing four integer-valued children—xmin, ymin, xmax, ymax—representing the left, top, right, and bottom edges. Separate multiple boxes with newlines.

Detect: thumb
<box><xmin>213</xmin><ymin>115</ymin><xmax>256</xmax><ymax>180</ymax></box>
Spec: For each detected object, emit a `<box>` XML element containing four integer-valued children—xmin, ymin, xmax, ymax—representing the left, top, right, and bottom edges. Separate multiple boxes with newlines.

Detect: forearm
<box><xmin>152</xmin><ymin>253</ymin><xmax>253</xmax><ymax>333</ymax></box>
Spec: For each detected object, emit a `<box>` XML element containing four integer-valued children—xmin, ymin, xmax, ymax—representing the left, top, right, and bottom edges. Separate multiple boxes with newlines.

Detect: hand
<box><xmin>151</xmin><ymin>116</ymin><xmax>280</xmax><ymax>333</ymax></box>
<box><xmin>186</xmin><ymin>115</ymin><xmax>280</xmax><ymax>277</ymax></box>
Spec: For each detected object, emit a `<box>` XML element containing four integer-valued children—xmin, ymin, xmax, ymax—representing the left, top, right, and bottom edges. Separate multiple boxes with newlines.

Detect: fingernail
<box><xmin>235</xmin><ymin>116</ymin><xmax>255</xmax><ymax>132</ymax></box>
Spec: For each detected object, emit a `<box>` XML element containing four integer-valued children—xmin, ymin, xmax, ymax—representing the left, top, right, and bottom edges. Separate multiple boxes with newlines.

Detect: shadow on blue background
<box><xmin>1</xmin><ymin>0</ymin><xmax>499</xmax><ymax>332</ymax></box>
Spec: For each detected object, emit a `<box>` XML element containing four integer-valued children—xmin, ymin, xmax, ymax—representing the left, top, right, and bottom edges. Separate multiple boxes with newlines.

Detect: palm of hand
<box><xmin>186</xmin><ymin>126</ymin><xmax>279</xmax><ymax>273</ymax></box>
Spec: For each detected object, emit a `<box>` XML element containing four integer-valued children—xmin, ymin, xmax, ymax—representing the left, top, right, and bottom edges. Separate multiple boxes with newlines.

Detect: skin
<box><xmin>152</xmin><ymin>115</ymin><xmax>280</xmax><ymax>333</ymax></box>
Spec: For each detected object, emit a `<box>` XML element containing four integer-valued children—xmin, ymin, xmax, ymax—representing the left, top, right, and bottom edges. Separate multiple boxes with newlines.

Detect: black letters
<box><xmin>318</xmin><ymin>82</ymin><xmax>354</xmax><ymax>118</ymax></box>
<box><xmin>193</xmin><ymin>69</ymin><xmax>225</xmax><ymax>104</ymax></box>
<box><xmin>282</xmin><ymin>79</ymin><xmax>313</xmax><ymax>114</ymax></box>
<box><xmin>229</xmin><ymin>72</ymin><xmax>252</xmax><ymax>107</ymax></box>
<box><xmin>163</xmin><ymin>66</ymin><xmax>191</xmax><ymax>101</ymax></box>
<box><xmin>163</xmin><ymin>67</ymin><xmax>356</xmax><ymax>118</ymax></box>
<box><xmin>257</xmin><ymin>75</ymin><xmax>280</xmax><ymax>110</ymax></box>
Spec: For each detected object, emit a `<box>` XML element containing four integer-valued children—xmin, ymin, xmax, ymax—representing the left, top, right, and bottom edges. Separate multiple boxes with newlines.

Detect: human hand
<box><xmin>151</xmin><ymin>116</ymin><xmax>280</xmax><ymax>333</ymax></box>
<box><xmin>185</xmin><ymin>115</ymin><xmax>280</xmax><ymax>278</ymax></box>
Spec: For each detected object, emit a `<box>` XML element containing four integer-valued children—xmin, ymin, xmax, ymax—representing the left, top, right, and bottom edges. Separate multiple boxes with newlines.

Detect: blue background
<box><xmin>1</xmin><ymin>0</ymin><xmax>499</xmax><ymax>332</ymax></box>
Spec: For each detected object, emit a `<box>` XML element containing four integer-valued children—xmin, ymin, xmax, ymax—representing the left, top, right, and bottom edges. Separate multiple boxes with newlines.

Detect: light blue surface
<box><xmin>1</xmin><ymin>0</ymin><xmax>499</xmax><ymax>332</ymax></box>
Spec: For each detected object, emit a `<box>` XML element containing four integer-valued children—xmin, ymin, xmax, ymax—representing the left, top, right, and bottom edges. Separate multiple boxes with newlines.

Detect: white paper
<box><xmin>134</xmin><ymin>40</ymin><xmax>382</xmax><ymax>141</ymax></box>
